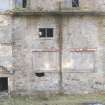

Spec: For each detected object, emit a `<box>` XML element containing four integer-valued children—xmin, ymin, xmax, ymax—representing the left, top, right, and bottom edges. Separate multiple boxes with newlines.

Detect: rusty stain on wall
<box><xmin>0</xmin><ymin>0</ymin><xmax>105</xmax><ymax>95</ymax></box>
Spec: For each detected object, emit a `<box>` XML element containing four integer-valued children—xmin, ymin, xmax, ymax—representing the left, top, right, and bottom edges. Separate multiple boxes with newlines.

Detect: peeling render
<box><xmin>1</xmin><ymin>0</ymin><xmax>105</xmax><ymax>95</ymax></box>
<box><xmin>11</xmin><ymin>16</ymin><xmax>105</xmax><ymax>95</ymax></box>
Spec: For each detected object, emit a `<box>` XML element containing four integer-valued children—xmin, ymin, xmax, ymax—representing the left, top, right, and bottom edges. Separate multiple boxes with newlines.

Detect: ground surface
<box><xmin>0</xmin><ymin>94</ymin><xmax>105</xmax><ymax>105</ymax></box>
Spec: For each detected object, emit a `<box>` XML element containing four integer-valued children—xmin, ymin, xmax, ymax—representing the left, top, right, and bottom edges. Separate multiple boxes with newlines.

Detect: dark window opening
<box><xmin>0</xmin><ymin>77</ymin><xmax>8</xmax><ymax>92</ymax></box>
<box><xmin>22</xmin><ymin>0</ymin><xmax>27</xmax><ymax>8</ymax></box>
<box><xmin>39</xmin><ymin>28</ymin><xmax>53</xmax><ymax>38</ymax></box>
<box><xmin>39</xmin><ymin>28</ymin><xmax>46</xmax><ymax>37</ymax></box>
<box><xmin>72</xmin><ymin>0</ymin><xmax>79</xmax><ymax>7</ymax></box>
<box><xmin>47</xmin><ymin>28</ymin><xmax>53</xmax><ymax>37</ymax></box>
<box><xmin>35</xmin><ymin>73</ymin><xmax>45</xmax><ymax>77</ymax></box>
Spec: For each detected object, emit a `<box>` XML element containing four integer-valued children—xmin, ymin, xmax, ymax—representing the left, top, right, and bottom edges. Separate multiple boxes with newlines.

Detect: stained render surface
<box><xmin>1</xmin><ymin>0</ymin><xmax>105</xmax><ymax>95</ymax></box>
<box><xmin>10</xmin><ymin>15</ymin><xmax>105</xmax><ymax>94</ymax></box>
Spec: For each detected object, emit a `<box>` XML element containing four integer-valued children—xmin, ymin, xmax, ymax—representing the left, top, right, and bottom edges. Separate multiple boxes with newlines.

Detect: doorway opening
<box><xmin>0</xmin><ymin>77</ymin><xmax>8</xmax><ymax>92</ymax></box>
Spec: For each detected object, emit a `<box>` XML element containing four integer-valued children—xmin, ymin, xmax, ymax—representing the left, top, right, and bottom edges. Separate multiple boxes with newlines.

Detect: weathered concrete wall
<box><xmin>12</xmin><ymin>16</ymin><xmax>30</xmax><ymax>94</ymax></box>
<box><xmin>0</xmin><ymin>15</ymin><xmax>12</xmax><ymax>71</ymax></box>
<box><xmin>30</xmin><ymin>0</ymin><xmax>59</xmax><ymax>11</ymax></box>
<box><xmin>1</xmin><ymin>0</ymin><xmax>105</xmax><ymax>12</ymax></box>
<box><xmin>1</xmin><ymin>0</ymin><xmax>105</xmax><ymax>96</ymax></box>
<box><xmin>12</xmin><ymin>16</ymin><xmax>60</xmax><ymax>94</ymax></box>
<box><xmin>0</xmin><ymin>16</ymin><xmax>12</xmax><ymax>43</ymax></box>
<box><xmin>12</xmin><ymin>15</ymin><xmax>105</xmax><ymax>94</ymax></box>
<box><xmin>29</xmin><ymin>0</ymin><xmax>105</xmax><ymax>12</ymax></box>
<box><xmin>62</xmin><ymin>16</ymin><xmax>105</xmax><ymax>94</ymax></box>
<box><xmin>0</xmin><ymin>15</ymin><xmax>14</xmax><ymax>94</ymax></box>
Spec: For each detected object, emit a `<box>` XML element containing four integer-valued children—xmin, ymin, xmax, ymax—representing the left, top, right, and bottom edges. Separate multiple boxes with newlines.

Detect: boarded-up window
<box><xmin>32</xmin><ymin>51</ymin><xmax>59</xmax><ymax>71</ymax></box>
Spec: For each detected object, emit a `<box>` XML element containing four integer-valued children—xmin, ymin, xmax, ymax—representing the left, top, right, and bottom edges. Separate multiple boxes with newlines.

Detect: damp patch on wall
<box><xmin>63</xmin><ymin>50</ymin><xmax>96</xmax><ymax>72</ymax></box>
<box><xmin>32</xmin><ymin>51</ymin><xmax>59</xmax><ymax>71</ymax></box>
<box><xmin>70</xmin><ymin>52</ymin><xmax>95</xmax><ymax>72</ymax></box>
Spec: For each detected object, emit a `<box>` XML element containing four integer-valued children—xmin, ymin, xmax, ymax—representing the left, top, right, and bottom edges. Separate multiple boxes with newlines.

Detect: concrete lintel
<box><xmin>4</xmin><ymin>10</ymin><xmax>105</xmax><ymax>16</ymax></box>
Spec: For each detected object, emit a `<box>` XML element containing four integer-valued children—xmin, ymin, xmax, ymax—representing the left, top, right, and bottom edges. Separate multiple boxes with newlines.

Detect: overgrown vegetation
<box><xmin>0</xmin><ymin>94</ymin><xmax>105</xmax><ymax>105</ymax></box>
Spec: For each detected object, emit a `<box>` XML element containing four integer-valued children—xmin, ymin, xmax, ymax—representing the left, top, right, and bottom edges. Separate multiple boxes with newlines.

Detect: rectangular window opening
<box><xmin>39</xmin><ymin>28</ymin><xmax>46</xmax><ymax>37</ymax></box>
<box><xmin>22</xmin><ymin>0</ymin><xmax>27</xmax><ymax>8</ymax></box>
<box><xmin>0</xmin><ymin>77</ymin><xmax>8</xmax><ymax>92</ymax></box>
<box><xmin>72</xmin><ymin>0</ymin><xmax>79</xmax><ymax>7</ymax></box>
<box><xmin>35</xmin><ymin>73</ymin><xmax>45</xmax><ymax>77</ymax></box>
<box><xmin>47</xmin><ymin>28</ymin><xmax>53</xmax><ymax>37</ymax></box>
<box><xmin>39</xmin><ymin>28</ymin><xmax>53</xmax><ymax>38</ymax></box>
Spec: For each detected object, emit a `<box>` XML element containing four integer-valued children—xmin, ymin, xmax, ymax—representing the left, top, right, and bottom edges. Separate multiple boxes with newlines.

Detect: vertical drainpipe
<box><xmin>11</xmin><ymin>14</ymin><xmax>16</xmax><ymax>95</ymax></box>
<box><xmin>58</xmin><ymin>2</ymin><xmax>63</xmax><ymax>94</ymax></box>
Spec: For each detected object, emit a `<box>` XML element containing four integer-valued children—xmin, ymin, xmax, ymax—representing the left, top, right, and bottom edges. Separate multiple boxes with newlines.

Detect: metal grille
<box><xmin>63</xmin><ymin>0</ymin><xmax>79</xmax><ymax>8</ymax></box>
<box><xmin>72</xmin><ymin>0</ymin><xmax>79</xmax><ymax>7</ymax></box>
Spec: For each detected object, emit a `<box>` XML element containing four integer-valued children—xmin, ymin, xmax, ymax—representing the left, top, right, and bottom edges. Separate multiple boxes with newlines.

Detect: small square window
<box><xmin>72</xmin><ymin>0</ymin><xmax>79</xmax><ymax>7</ymax></box>
<box><xmin>39</xmin><ymin>28</ymin><xmax>53</xmax><ymax>38</ymax></box>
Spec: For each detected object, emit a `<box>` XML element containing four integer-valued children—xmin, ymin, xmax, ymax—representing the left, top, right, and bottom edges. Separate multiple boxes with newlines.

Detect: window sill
<box><xmin>39</xmin><ymin>38</ymin><xmax>54</xmax><ymax>40</ymax></box>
